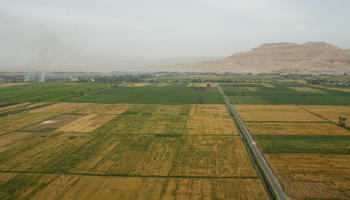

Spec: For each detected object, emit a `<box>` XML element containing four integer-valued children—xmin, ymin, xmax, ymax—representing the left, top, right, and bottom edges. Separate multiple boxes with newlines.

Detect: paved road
<box><xmin>218</xmin><ymin>84</ymin><xmax>288</xmax><ymax>200</ymax></box>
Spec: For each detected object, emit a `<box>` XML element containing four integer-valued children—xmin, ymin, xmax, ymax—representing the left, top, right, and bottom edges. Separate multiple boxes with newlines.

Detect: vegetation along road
<box><xmin>218</xmin><ymin>84</ymin><xmax>288</xmax><ymax>200</ymax></box>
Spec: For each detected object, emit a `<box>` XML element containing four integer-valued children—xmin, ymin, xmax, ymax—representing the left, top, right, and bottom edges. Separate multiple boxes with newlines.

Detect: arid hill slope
<box><xmin>161</xmin><ymin>42</ymin><xmax>350</xmax><ymax>74</ymax></box>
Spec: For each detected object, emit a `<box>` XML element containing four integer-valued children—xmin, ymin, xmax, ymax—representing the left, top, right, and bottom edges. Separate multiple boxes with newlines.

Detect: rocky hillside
<box><xmin>161</xmin><ymin>42</ymin><xmax>350</xmax><ymax>74</ymax></box>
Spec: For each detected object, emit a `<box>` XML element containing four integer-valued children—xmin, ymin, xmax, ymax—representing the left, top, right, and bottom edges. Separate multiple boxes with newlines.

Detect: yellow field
<box><xmin>29</xmin><ymin>102</ymin><xmax>90</xmax><ymax>114</ymax></box>
<box><xmin>301</xmin><ymin>105</ymin><xmax>350</xmax><ymax>125</ymax></box>
<box><xmin>187</xmin><ymin>83</ymin><xmax>216</xmax><ymax>87</ymax></box>
<box><xmin>0</xmin><ymin>102</ymin><xmax>46</xmax><ymax>115</ymax></box>
<box><xmin>265</xmin><ymin>154</ymin><xmax>350</xmax><ymax>199</ymax></box>
<box><xmin>58</xmin><ymin>114</ymin><xmax>116</xmax><ymax>133</ymax></box>
<box><xmin>0</xmin><ymin>134</ymin><xmax>255</xmax><ymax>178</ymax></box>
<box><xmin>245</xmin><ymin>87</ymin><xmax>257</xmax><ymax>92</ymax></box>
<box><xmin>74</xmin><ymin>103</ymin><xmax>131</xmax><ymax>114</ymax></box>
<box><xmin>171</xmin><ymin>136</ymin><xmax>257</xmax><ymax>177</ymax></box>
<box><xmin>246</xmin><ymin>122</ymin><xmax>349</xmax><ymax>135</ymax></box>
<box><xmin>0</xmin><ymin>103</ymin><xmax>268</xmax><ymax>199</ymax></box>
<box><xmin>289</xmin><ymin>87</ymin><xmax>325</xmax><ymax>94</ymax></box>
<box><xmin>0</xmin><ymin>132</ymin><xmax>42</xmax><ymax>153</ymax></box>
<box><xmin>235</xmin><ymin>105</ymin><xmax>325</xmax><ymax>122</ymax></box>
<box><xmin>162</xmin><ymin>178</ymin><xmax>268</xmax><ymax>200</ymax></box>
<box><xmin>156</xmin><ymin>83</ymin><xmax>169</xmax><ymax>87</ymax></box>
<box><xmin>0</xmin><ymin>112</ymin><xmax>62</xmax><ymax>134</ymax></box>
<box><xmin>124</xmin><ymin>83</ymin><xmax>150</xmax><ymax>87</ymax></box>
<box><xmin>0</xmin><ymin>173</ymin><xmax>268</xmax><ymax>200</ymax></box>
<box><xmin>261</xmin><ymin>83</ymin><xmax>275</xmax><ymax>88</ymax></box>
<box><xmin>184</xmin><ymin>104</ymin><xmax>238</xmax><ymax>135</ymax></box>
<box><xmin>0</xmin><ymin>83</ymin><xmax>29</xmax><ymax>88</ymax></box>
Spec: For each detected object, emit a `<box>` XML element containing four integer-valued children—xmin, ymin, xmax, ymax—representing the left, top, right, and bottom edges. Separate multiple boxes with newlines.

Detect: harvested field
<box><xmin>289</xmin><ymin>87</ymin><xmax>325</xmax><ymax>94</ymax></box>
<box><xmin>74</xmin><ymin>103</ymin><xmax>131</xmax><ymax>114</ymax></box>
<box><xmin>124</xmin><ymin>83</ymin><xmax>150</xmax><ymax>87</ymax></box>
<box><xmin>22</xmin><ymin>114</ymin><xmax>84</xmax><ymax>132</ymax></box>
<box><xmin>0</xmin><ymin>102</ymin><xmax>47</xmax><ymax>115</ymax></box>
<box><xmin>0</xmin><ymin>134</ymin><xmax>256</xmax><ymax>178</ymax></box>
<box><xmin>0</xmin><ymin>112</ymin><xmax>62</xmax><ymax>135</ymax></box>
<box><xmin>235</xmin><ymin>105</ymin><xmax>325</xmax><ymax>122</ymax></box>
<box><xmin>184</xmin><ymin>104</ymin><xmax>238</xmax><ymax>135</ymax></box>
<box><xmin>0</xmin><ymin>101</ymin><xmax>266</xmax><ymax>198</ymax></box>
<box><xmin>0</xmin><ymin>132</ymin><xmax>42</xmax><ymax>153</ymax></box>
<box><xmin>265</xmin><ymin>154</ymin><xmax>350</xmax><ymax>199</ymax></box>
<box><xmin>246</xmin><ymin>122</ymin><xmax>350</xmax><ymax>135</ymax></box>
<box><xmin>58</xmin><ymin>114</ymin><xmax>116</xmax><ymax>133</ymax></box>
<box><xmin>244</xmin><ymin>87</ymin><xmax>257</xmax><ymax>92</ymax></box>
<box><xmin>29</xmin><ymin>103</ymin><xmax>90</xmax><ymax>114</ymax></box>
<box><xmin>96</xmin><ymin>115</ymin><xmax>186</xmax><ymax>135</ymax></box>
<box><xmin>156</xmin><ymin>83</ymin><xmax>169</xmax><ymax>87</ymax></box>
<box><xmin>0</xmin><ymin>134</ymin><xmax>178</xmax><ymax>176</ymax></box>
<box><xmin>171</xmin><ymin>136</ymin><xmax>257</xmax><ymax>177</ymax></box>
<box><xmin>261</xmin><ymin>83</ymin><xmax>275</xmax><ymax>88</ymax></box>
<box><xmin>0</xmin><ymin>83</ymin><xmax>29</xmax><ymax>88</ymax></box>
<box><xmin>0</xmin><ymin>173</ymin><xmax>268</xmax><ymax>200</ymax></box>
<box><xmin>163</xmin><ymin>178</ymin><xmax>268</xmax><ymax>200</ymax></box>
<box><xmin>301</xmin><ymin>105</ymin><xmax>350</xmax><ymax>125</ymax></box>
<box><xmin>0</xmin><ymin>132</ymin><xmax>93</xmax><ymax>172</ymax></box>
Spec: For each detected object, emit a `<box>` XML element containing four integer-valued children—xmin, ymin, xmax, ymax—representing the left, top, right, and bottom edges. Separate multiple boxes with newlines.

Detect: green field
<box><xmin>74</xmin><ymin>83</ymin><xmax>224</xmax><ymax>104</ymax></box>
<box><xmin>0</xmin><ymin>83</ymin><xmax>106</xmax><ymax>102</ymax></box>
<box><xmin>254</xmin><ymin>134</ymin><xmax>350</xmax><ymax>154</ymax></box>
<box><xmin>221</xmin><ymin>83</ymin><xmax>350</xmax><ymax>105</ymax></box>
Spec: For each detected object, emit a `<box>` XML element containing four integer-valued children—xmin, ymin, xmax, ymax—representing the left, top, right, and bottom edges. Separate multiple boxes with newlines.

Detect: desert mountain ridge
<box><xmin>156</xmin><ymin>42</ymin><xmax>350</xmax><ymax>74</ymax></box>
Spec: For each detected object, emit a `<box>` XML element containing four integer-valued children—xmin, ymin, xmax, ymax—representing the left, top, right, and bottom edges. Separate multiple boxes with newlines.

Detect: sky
<box><xmin>1</xmin><ymin>0</ymin><xmax>350</xmax><ymax>71</ymax></box>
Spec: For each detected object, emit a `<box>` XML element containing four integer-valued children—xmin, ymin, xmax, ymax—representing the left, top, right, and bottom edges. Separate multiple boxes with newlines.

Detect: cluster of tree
<box><xmin>0</xmin><ymin>74</ymin><xmax>24</xmax><ymax>83</ymax></box>
<box><xmin>95</xmin><ymin>74</ymin><xmax>153</xmax><ymax>83</ymax></box>
<box><xmin>339</xmin><ymin>116</ymin><xmax>347</xmax><ymax>127</ymax></box>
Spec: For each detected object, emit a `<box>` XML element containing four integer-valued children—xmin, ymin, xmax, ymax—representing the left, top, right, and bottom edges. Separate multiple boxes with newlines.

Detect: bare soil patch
<box><xmin>22</xmin><ymin>114</ymin><xmax>84</xmax><ymax>132</ymax></box>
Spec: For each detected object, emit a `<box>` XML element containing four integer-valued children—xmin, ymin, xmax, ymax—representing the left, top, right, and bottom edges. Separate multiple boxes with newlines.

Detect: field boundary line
<box><xmin>0</xmin><ymin>170</ymin><xmax>259</xmax><ymax>179</ymax></box>
<box><xmin>245</xmin><ymin>121</ymin><xmax>329</xmax><ymax>123</ymax></box>
<box><xmin>298</xmin><ymin>106</ymin><xmax>350</xmax><ymax>132</ymax></box>
<box><xmin>92</xmin><ymin>132</ymin><xmax>240</xmax><ymax>137</ymax></box>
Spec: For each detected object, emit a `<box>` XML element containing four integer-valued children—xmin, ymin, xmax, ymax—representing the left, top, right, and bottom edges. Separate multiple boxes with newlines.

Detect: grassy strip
<box><xmin>254</xmin><ymin>134</ymin><xmax>350</xmax><ymax>154</ymax></box>
<box><xmin>245</xmin><ymin>121</ymin><xmax>329</xmax><ymax>123</ymax></box>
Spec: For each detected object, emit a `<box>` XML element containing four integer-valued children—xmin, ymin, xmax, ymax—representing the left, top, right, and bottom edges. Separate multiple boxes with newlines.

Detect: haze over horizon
<box><xmin>1</xmin><ymin>0</ymin><xmax>350</xmax><ymax>71</ymax></box>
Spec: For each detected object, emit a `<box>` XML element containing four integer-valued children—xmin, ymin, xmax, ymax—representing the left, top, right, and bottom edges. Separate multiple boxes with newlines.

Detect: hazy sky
<box><xmin>1</xmin><ymin>0</ymin><xmax>350</xmax><ymax>70</ymax></box>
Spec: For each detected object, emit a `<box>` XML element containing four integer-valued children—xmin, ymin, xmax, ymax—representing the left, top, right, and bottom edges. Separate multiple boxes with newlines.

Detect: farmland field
<box><xmin>0</xmin><ymin>82</ymin><xmax>106</xmax><ymax>102</ymax></box>
<box><xmin>301</xmin><ymin>105</ymin><xmax>350</xmax><ymax>125</ymax></box>
<box><xmin>265</xmin><ymin>154</ymin><xmax>350</xmax><ymax>199</ymax></box>
<box><xmin>254</xmin><ymin>134</ymin><xmax>350</xmax><ymax>154</ymax></box>
<box><xmin>0</xmin><ymin>173</ymin><xmax>268</xmax><ymax>200</ymax></box>
<box><xmin>234</xmin><ymin>104</ymin><xmax>350</xmax><ymax>199</ymax></box>
<box><xmin>0</xmin><ymin>102</ymin><xmax>48</xmax><ymax>115</ymax></box>
<box><xmin>235</xmin><ymin>105</ymin><xmax>325</xmax><ymax>122</ymax></box>
<box><xmin>246</xmin><ymin>122</ymin><xmax>349</xmax><ymax>135</ymax></box>
<box><xmin>184</xmin><ymin>105</ymin><xmax>238</xmax><ymax>135</ymax></box>
<box><xmin>221</xmin><ymin>83</ymin><xmax>350</xmax><ymax>105</ymax></box>
<box><xmin>74</xmin><ymin>83</ymin><xmax>224</xmax><ymax>104</ymax></box>
<box><xmin>0</xmin><ymin>101</ymin><xmax>268</xmax><ymax>199</ymax></box>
